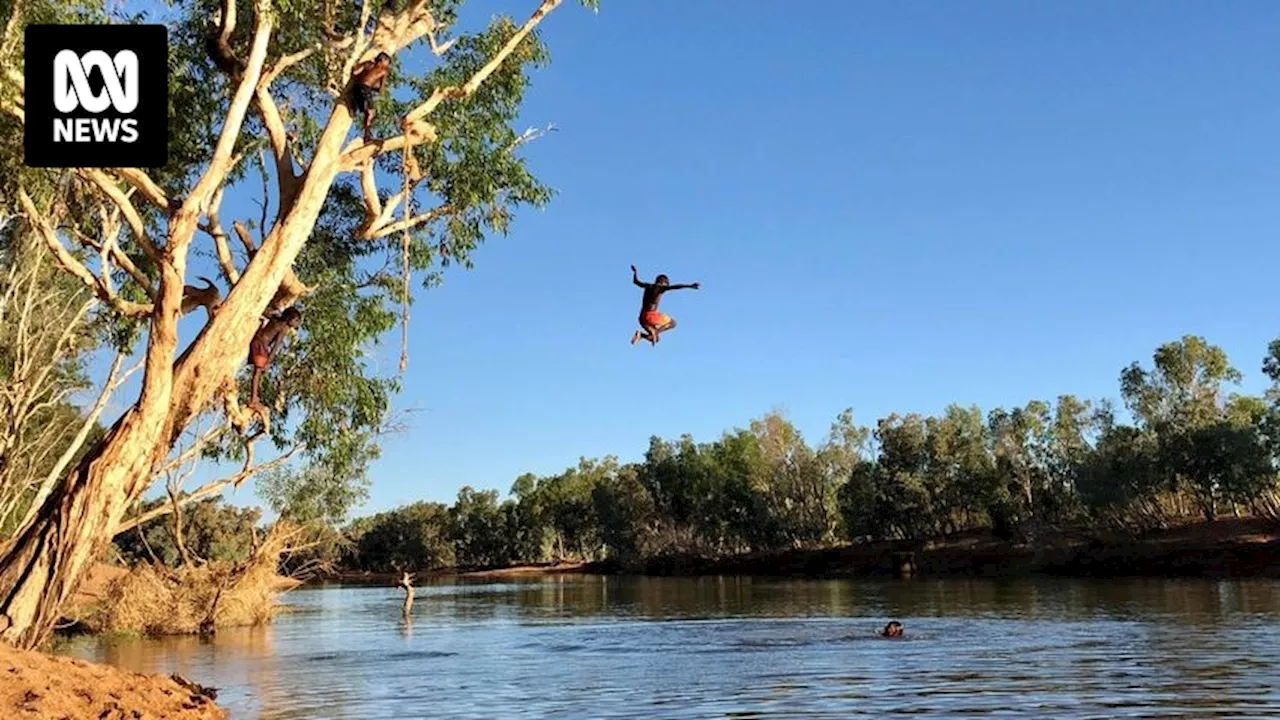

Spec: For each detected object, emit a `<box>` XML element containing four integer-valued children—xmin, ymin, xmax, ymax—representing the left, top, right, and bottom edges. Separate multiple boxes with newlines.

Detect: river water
<box><xmin>59</xmin><ymin>575</ymin><xmax>1280</xmax><ymax>718</ymax></box>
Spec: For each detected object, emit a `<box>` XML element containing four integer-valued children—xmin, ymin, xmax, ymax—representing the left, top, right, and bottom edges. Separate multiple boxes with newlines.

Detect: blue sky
<box><xmin>119</xmin><ymin>0</ymin><xmax>1280</xmax><ymax>513</ymax></box>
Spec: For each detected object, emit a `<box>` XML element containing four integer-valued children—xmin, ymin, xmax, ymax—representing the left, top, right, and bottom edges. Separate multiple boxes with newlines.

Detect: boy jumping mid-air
<box><xmin>630</xmin><ymin>265</ymin><xmax>700</xmax><ymax>346</ymax></box>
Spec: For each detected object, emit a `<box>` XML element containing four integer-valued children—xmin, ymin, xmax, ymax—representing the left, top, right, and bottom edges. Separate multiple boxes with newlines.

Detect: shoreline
<box><xmin>316</xmin><ymin>560</ymin><xmax>597</xmax><ymax>586</ymax></box>
<box><xmin>1</xmin><ymin>643</ymin><xmax>226</xmax><ymax>720</ymax></box>
<box><xmin>630</xmin><ymin>517</ymin><xmax>1280</xmax><ymax>580</ymax></box>
<box><xmin>21</xmin><ymin>518</ymin><xmax>1274</xmax><ymax>719</ymax></box>
<box><xmin>311</xmin><ymin>518</ymin><xmax>1280</xmax><ymax>585</ymax></box>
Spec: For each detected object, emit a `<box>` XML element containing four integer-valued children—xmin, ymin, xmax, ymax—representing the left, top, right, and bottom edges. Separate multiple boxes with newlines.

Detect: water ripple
<box><xmin>58</xmin><ymin>576</ymin><xmax>1280</xmax><ymax>719</ymax></box>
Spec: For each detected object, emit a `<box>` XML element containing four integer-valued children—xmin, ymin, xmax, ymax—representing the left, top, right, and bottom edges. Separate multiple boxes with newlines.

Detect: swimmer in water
<box><xmin>881</xmin><ymin>621</ymin><xmax>904</xmax><ymax>638</ymax></box>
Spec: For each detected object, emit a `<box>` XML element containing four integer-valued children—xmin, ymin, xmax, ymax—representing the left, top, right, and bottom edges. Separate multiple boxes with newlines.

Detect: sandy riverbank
<box><xmin>634</xmin><ymin>517</ymin><xmax>1280</xmax><ymax>579</ymax></box>
<box><xmin>1</xmin><ymin>643</ymin><xmax>226</xmax><ymax>720</ymax></box>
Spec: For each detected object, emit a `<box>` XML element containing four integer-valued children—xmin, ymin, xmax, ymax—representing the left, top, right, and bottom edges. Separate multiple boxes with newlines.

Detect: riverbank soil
<box><xmin>0</xmin><ymin>643</ymin><xmax>226</xmax><ymax>720</ymax></box>
<box><xmin>639</xmin><ymin>518</ymin><xmax>1280</xmax><ymax>579</ymax></box>
<box><xmin>323</xmin><ymin>560</ymin><xmax>595</xmax><ymax>585</ymax></box>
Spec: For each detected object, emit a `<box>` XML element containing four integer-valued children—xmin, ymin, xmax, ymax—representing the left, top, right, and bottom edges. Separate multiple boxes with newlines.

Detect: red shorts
<box><xmin>248</xmin><ymin>339</ymin><xmax>270</xmax><ymax>370</ymax></box>
<box><xmin>641</xmin><ymin>310</ymin><xmax>671</xmax><ymax>328</ymax></box>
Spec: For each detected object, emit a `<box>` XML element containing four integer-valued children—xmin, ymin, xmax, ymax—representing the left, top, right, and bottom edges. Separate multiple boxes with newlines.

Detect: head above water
<box><xmin>655</xmin><ymin>274</ymin><xmax>669</xmax><ymax>287</ymax></box>
<box><xmin>882</xmin><ymin>621</ymin><xmax>903</xmax><ymax>637</ymax></box>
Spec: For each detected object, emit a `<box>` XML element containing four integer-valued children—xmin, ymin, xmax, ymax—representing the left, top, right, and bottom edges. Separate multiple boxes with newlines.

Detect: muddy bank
<box><xmin>318</xmin><ymin>560</ymin><xmax>597</xmax><ymax>585</ymax></box>
<box><xmin>634</xmin><ymin>518</ymin><xmax>1280</xmax><ymax>579</ymax></box>
<box><xmin>460</xmin><ymin>561</ymin><xmax>595</xmax><ymax>579</ymax></box>
<box><xmin>315</xmin><ymin>519</ymin><xmax>1280</xmax><ymax>585</ymax></box>
<box><xmin>1</xmin><ymin>643</ymin><xmax>225</xmax><ymax>720</ymax></box>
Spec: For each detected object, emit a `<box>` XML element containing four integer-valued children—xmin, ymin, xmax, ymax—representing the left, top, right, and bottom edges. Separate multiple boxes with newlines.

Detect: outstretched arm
<box><xmin>631</xmin><ymin>265</ymin><xmax>648</xmax><ymax>288</ymax></box>
<box><xmin>668</xmin><ymin>282</ymin><xmax>701</xmax><ymax>290</ymax></box>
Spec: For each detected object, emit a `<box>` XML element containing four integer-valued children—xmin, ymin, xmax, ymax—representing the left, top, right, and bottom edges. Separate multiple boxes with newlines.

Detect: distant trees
<box><xmin>338</xmin><ymin>335</ymin><xmax>1280</xmax><ymax>572</ymax></box>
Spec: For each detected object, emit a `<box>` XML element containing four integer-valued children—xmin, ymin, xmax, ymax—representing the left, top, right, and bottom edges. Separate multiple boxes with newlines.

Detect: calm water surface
<box><xmin>60</xmin><ymin>576</ymin><xmax>1280</xmax><ymax>718</ymax></box>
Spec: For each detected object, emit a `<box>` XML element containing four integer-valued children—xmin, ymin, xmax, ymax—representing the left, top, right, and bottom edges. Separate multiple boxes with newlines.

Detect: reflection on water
<box><xmin>59</xmin><ymin>576</ymin><xmax>1280</xmax><ymax>718</ymax></box>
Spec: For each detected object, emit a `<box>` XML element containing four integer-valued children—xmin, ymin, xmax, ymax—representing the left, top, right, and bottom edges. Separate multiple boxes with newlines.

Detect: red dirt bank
<box><xmin>1</xmin><ymin>643</ymin><xmax>226</xmax><ymax>719</ymax></box>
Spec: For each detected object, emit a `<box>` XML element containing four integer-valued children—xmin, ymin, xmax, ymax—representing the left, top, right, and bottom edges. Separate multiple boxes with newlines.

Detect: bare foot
<box><xmin>631</xmin><ymin>330</ymin><xmax>641</xmax><ymax>345</ymax></box>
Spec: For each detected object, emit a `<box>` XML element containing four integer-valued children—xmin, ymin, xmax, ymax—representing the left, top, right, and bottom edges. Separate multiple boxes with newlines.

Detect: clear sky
<box><xmin>130</xmin><ymin>0</ymin><xmax>1280</xmax><ymax>513</ymax></box>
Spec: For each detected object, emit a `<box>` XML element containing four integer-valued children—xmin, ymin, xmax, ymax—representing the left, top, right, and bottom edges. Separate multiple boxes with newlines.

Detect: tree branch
<box><xmin>359</xmin><ymin>161</ymin><xmax>382</xmax><ymax>221</ymax></box>
<box><xmin>78</xmin><ymin>169</ymin><xmax>162</xmax><ymax>265</ymax></box>
<box><xmin>113</xmin><ymin>445</ymin><xmax>298</xmax><ymax>535</ymax></box>
<box><xmin>111</xmin><ymin>168</ymin><xmax>171</xmax><ymax>211</ymax></box>
<box><xmin>17</xmin><ymin>188</ymin><xmax>153</xmax><ymax>318</ymax></box>
<box><xmin>338</xmin><ymin>0</ymin><xmax>374</xmax><ymax>82</ymax></box>
<box><xmin>406</xmin><ymin>0</ymin><xmax>561</xmax><ymax>126</ymax></box>
<box><xmin>71</xmin><ymin>223</ymin><xmax>155</xmax><ymax>299</ymax></box>
<box><xmin>338</xmin><ymin>123</ymin><xmax>436</xmax><ymax>171</ymax></box>
<box><xmin>232</xmin><ymin>220</ymin><xmax>258</xmax><ymax>256</ymax></box>
<box><xmin>339</xmin><ymin>0</ymin><xmax>560</xmax><ymax>171</ymax></box>
<box><xmin>203</xmin><ymin>188</ymin><xmax>242</xmax><ymax>285</ymax></box>
<box><xmin>14</xmin><ymin>354</ymin><xmax>139</xmax><ymax>533</ymax></box>
<box><xmin>367</xmin><ymin>203</ymin><xmax>451</xmax><ymax>240</ymax></box>
<box><xmin>177</xmin><ymin>0</ymin><xmax>275</xmax><ymax>227</ymax></box>
<box><xmin>154</xmin><ymin>422</ymin><xmax>229</xmax><ymax>477</ymax></box>
<box><xmin>263</xmin><ymin>46</ymin><xmax>317</xmax><ymax>88</ymax></box>
<box><xmin>227</xmin><ymin>221</ymin><xmax>311</xmax><ymax>315</ymax></box>
<box><xmin>255</xmin><ymin>59</ymin><xmax>306</xmax><ymax>210</ymax></box>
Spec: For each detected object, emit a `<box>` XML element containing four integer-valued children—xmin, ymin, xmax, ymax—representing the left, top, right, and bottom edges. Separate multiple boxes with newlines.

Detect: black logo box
<box><xmin>24</xmin><ymin>24</ymin><xmax>169</xmax><ymax>169</ymax></box>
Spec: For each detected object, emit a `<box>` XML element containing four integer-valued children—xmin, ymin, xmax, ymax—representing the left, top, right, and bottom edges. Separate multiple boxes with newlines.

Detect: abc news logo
<box><xmin>24</xmin><ymin>24</ymin><xmax>168</xmax><ymax>168</ymax></box>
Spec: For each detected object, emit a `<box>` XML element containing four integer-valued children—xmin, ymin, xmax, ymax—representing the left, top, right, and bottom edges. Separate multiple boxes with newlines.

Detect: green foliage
<box><xmin>341</xmin><ymin>335</ymin><xmax>1280</xmax><ymax>572</ymax></box>
<box><xmin>347</xmin><ymin>501</ymin><xmax>455</xmax><ymax>572</ymax></box>
<box><xmin>449</xmin><ymin>486</ymin><xmax>511</xmax><ymax>568</ymax></box>
<box><xmin>258</xmin><ymin>463</ymin><xmax>367</xmax><ymax>528</ymax></box>
<box><xmin>0</xmin><ymin>206</ymin><xmax>108</xmax><ymax>537</ymax></box>
<box><xmin>114</xmin><ymin>497</ymin><xmax>262</xmax><ymax>567</ymax></box>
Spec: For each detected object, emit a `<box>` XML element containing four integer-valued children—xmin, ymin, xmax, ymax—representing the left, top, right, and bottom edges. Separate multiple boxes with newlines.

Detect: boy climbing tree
<box><xmin>630</xmin><ymin>265</ymin><xmax>700</xmax><ymax>346</ymax></box>
<box><xmin>350</xmin><ymin>52</ymin><xmax>392</xmax><ymax>141</ymax></box>
<box><xmin>247</xmin><ymin>308</ymin><xmax>302</xmax><ymax>411</ymax></box>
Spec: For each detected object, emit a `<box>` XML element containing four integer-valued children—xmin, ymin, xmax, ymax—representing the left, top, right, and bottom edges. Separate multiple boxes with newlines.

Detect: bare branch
<box><xmin>232</xmin><ymin>220</ymin><xmax>259</xmax><ymax>257</ymax></box>
<box><xmin>113</xmin><ymin>445</ymin><xmax>299</xmax><ymax>535</ymax></box>
<box><xmin>254</xmin><ymin>43</ymin><xmax>317</xmax><ymax>211</ymax></box>
<box><xmin>79</xmin><ymin>169</ymin><xmax>162</xmax><ymax>265</ymax></box>
<box><xmin>203</xmin><ymin>189</ymin><xmax>242</xmax><ymax>285</ymax></box>
<box><xmin>100</xmin><ymin>209</ymin><xmax>158</xmax><ymax>299</ymax></box>
<box><xmin>178</xmin><ymin>0</ymin><xmax>275</xmax><ymax>224</ymax></box>
<box><xmin>229</xmin><ymin>221</ymin><xmax>311</xmax><ymax>314</ymax></box>
<box><xmin>258</xmin><ymin>150</ymin><xmax>272</xmax><ymax>231</ymax></box>
<box><xmin>359</xmin><ymin>162</ymin><xmax>382</xmax><ymax>221</ymax></box>
<box><xmin>69</xmin><ymin>217</ymin><xmax>155</xmax><ymax>299</ymax></box>
<box><xmin>263</xmin><ymin>46</ymin><xmax>317</xmax><ymax>88</ymax></box>
<box><xmin>405</xmin><ymin>0</ymin><xmax>561</xmax><ymax>127</ymax></box>
<box><xmin>155</xmin><ymin>423</ymin><xmax>229</xmax><ymax>477</ymax></box>
<box><xmin>339</xmin><ymin>0</ymin><xmax>373</xmax><ymax>82</ymax></box>
<box><xmin>17</xmin><ymin>188</ymin><xmax>153</xmax><ymax>318</ymax></box>
<box><xmin>14</xmin><ymin>354</ymin><xmax>139</xmax><ymax>532</ymax></box>
<box><xmin>338</xmin><ymin>123</ymin><xmax>436</xmax><ymax>171</ymax></box>
<box><xmin>368</xmin><ymin>203</ymin><xmax>452</xmax><ymax>240</ymax></box>
<box><xmin>112</xmin><ymin>168</ymin><xmax>171</xmax><ymax>211</ymax></box>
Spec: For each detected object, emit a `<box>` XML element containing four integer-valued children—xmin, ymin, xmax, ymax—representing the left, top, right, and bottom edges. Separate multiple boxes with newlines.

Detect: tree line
<box><xmin>335</xmin><ymin>335</ymin><xmax>1280</xmax><ymax>573</ymax></box>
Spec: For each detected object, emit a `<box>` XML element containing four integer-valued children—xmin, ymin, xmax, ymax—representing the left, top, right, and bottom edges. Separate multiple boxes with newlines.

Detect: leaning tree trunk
<box><xmin>0</xmin><ymin>106</ymin><xmax>354</xmax><ymax>648</ymax></box>
<box><xmin>0</xmin><ymin>409</ymin><xmax>170</xmax><ymax>648</ymax></box>
<box><xmin>0</xmin><ymin>0</ymin><xmax>556</xmax><ymax>649</ymax></box>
